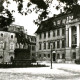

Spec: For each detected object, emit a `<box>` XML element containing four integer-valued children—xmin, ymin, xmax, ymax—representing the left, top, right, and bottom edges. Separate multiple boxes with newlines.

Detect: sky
<box><xmin>3</xmin><ymin>0</ymin><xmax>64</xmax><ymax>35</ymax></box>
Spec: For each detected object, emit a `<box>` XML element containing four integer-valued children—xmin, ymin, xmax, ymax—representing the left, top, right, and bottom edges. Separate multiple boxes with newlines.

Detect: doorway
<box><xmin>53</xmin><ymin>53</ymin><xmax>56</xmax><ymax>61</ymax></box>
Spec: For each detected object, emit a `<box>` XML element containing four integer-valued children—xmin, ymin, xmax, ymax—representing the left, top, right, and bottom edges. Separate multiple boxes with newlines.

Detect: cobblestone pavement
<box><xmin>0</xmin><ymin>71</ymin><xmax>80</xmax><ymax>80</ymax></box>
<box><xmin>0</xmin><ymin>63</ymin><xmax>80</xmax><ymax>80</ymax></box>
<box><xmin>0</xmin><ymin>68</ymin><xmax>80</xmax><ymax>80</ymax></box>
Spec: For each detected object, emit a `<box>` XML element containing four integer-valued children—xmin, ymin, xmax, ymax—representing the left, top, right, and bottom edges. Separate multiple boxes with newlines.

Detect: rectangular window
<box><xmin>53</xmin><ymin>42</ymin><xmax>55</xmax><ymax>49</ymax></box>
<box><xmin>39</xmin><ymin>54</ymin><xmax>41</xmax><ymax>58</ymax></box>
<box><xmin>48</xmin><ymin>31</ymin><xmax>50</xmax><ymax>38</ymax></box>
<box><xmin>62</xmin><ymin>54</ymin><xmax>65</xmax><ymax>59</ymax></box>
<box><xmin>62</xmin><ymin>28</ymin><xmax>65</xmax><ymax>36</ymax></box>
<box><xmin>57</xmin><ymin>29</ymin><xmax>60</xmax><ymax>36</ymax></box>
<box><xmin>53</xmin><ymin>21</ymin><xmax>56</xmax><ymax>26</ymax></box>
<box><xmin>0</xmin><ymin>43</ymin><xmax>3</xmax><ymax>49</ymax></box>
<box><xmin>62</xmin><ymin>39</ymin><xmax>65</xmax><ymax>48</ymax></box>
<box><xmin>44</xmin><ymin>32</ymin><xmax>46</xmax><ymax>38</ymax></box>
<box><xmin>39</xmin><ymin>33</ymin><xmax>42</xmax><ymax>39</ymax></box>
<box><xmin>57</xmin><ymin>20</ymin><xmax>61</xmax><ymax>25</ymax></box>
<box><xmin>48</xmin><ymin>42</ymin><xmax>50</xmax><ymax>49</ymax></box>
<box><xmin>72</xmin><ymin>52</ymin><xmax>76</xmax><ymax>59</ymax></box>
<box><xmin>10</xmin><ymin>44</ymin><xmax>14</xmax><ymax>50</ymax></box>
<box><xmin>57</xmin><ymin>54</ymin><xmax>60</xmax><ymax>59</ymax></box>
<box><xmin>62</xmin><ymin>19</ymin><xmax>66</xmax><ymax>24</ymax></box>
<box><xmin>48</xmin><ymin>54</ymin><xmax>50</xmax><ymax>58</ymax></box>
<box><xmin>39</xmin><ymin>43</ymin><xmax>42</xmax><ymax>50</ymax></box>
<box><xmin>32</xmin><ymin>46</ymin><xmax>35</xmax><ymax>51</ymax></box>
<box><xmin>53</xmin><ymin>31</ymin><xmax>55</xmax><ymax>37</ymax></box>
<box><xmin>44</xmin><ymin>42</ymin><xmax>46</xmax><ymax>49</ymax></box>
<box><xmin>44</xmin><ymin>54</ymin><xmax>46</xmax><ymax>57</ymax></box>
<box><xmin>57</xmin><ymin>40</ymin><xmax>60</xmax><ymax>48</ymax></box>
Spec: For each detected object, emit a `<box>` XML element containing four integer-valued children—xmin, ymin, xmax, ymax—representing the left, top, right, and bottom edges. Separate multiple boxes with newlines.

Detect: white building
<box><xmin>35</xmin><ymin>13</ymin><xmax>80</xmax><ymax>63</ymax></box>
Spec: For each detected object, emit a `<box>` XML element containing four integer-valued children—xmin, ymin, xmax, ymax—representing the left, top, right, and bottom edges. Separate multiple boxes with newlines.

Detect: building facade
<box><xmin>27</xmin><ymin>35</ymin><xmax>36</xmax><ymax>59</ymax></box>
<box><xmin>0</xmin><ymin>31</ymin><xmax>17</xmax><ymax>63</ymax></box>
<box><xmin>36</xmin><ymin>13</ymin><xmax>80</xmax><ymax>63</ymax></box>
<box><xmin>0</xmin><ymin>24</ymin><xmax>29</xmax><ymax>64</ymax></box>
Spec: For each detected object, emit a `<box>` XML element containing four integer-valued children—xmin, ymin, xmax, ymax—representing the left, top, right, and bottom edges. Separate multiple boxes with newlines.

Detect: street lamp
<box><xmin>3</xmin><ymin>48</ymin><xmax>5</xmax><ymax>64</ymax></box>
<box><xmin>50</xmin><ymin>43</ymin><xmax>53</xmax><ymax>69</ymax></box>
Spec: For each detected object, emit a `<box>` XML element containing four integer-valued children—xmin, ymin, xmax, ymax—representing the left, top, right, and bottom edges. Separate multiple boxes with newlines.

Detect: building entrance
<box><xmin>53</xmin><ymin>53</ymin><xmax>56</xmax><ymax>61</ymax></box>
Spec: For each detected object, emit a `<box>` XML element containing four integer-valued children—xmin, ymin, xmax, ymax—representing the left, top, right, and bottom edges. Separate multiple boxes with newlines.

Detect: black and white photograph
<box><xmin>0</xmin><ymin>0</ymin><xmax>80</xmax><ymax>80</ymax></box>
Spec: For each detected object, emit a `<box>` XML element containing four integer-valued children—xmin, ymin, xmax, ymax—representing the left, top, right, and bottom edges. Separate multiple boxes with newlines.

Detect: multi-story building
<box><xmin>0</xmin><ymin>24</ymin><xmax>29</xmax><ymax>64</ymax></box>
<box><xmin>27</xmin><ymin>35</ymin><xmax>36</xmax><ymax>59</ymax></box>
<box><xmin>35</xmin><ymin>13</ymin><xmax>80</xmax><ymax>63</ymax></box>
<box><xmin>0</xmin><ymin>31</ymin><xmax>17</xmax><ymax>63</ymax></box>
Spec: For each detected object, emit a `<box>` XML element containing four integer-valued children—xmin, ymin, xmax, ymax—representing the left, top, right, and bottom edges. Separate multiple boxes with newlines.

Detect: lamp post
<box><xmin>50</xmin><ymin>43</ymin><xmax>53</xmax><ymax>69</ymax></box>
<box><xmin>3</xmin><ymin>48</ymin><xmax>4</xmax><ymax>64</ymax></box>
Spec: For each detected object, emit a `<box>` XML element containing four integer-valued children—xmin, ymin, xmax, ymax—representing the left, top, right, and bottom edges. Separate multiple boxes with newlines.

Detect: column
<box><xmin>66</xmin><ymin>25</ymin><xmax>69</xmax><ymax>47</ymax></box>
<box><xmin>69</xmin><ymin>27</ymin><xmax>72</xmax><ymax>48</ymax></box>
<box><xmin>76</xmin><ymin>24</ymin><xmax>79</xmax><ymax>47</ymax></box>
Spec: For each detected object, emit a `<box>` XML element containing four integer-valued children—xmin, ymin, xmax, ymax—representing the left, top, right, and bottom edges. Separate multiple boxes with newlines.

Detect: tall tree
<box><xmin>0</xmin><ymin>0</ymin><xmax>80</xmax><ymax>27</ymax></box>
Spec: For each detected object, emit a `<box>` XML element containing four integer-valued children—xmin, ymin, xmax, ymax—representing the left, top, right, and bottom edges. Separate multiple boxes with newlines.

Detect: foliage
<box><xmin>15</xmin><ymin>31</ymin><xmax>30</xmax><ymax>44</ymax></box>
<box><xmin>0</xmin><ymin>9</ymin><xmax>14</xmax><ymax>28</ymax></box>
<box><xmin>0</xmin><ymin>0</ymin><xmax>80</xmax><ymax>27</ymax></box>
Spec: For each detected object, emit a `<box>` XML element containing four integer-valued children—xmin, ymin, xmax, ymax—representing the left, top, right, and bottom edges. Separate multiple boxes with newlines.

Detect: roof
<box><xmin>35</xmin><ymin>12</ymin><xmax>67</xmax><ymax>34</ymax></box>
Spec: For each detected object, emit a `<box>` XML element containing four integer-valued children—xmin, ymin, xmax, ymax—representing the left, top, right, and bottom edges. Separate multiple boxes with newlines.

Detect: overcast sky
<box><xmin>3</xmin><ymin>0</ymin><xmax>65</xmax><ymax>35</ymax></box>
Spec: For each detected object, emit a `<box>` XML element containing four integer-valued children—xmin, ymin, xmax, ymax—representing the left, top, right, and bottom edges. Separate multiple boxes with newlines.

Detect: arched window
<box><xmin>10</xmin><ymin>56</ymin><xmax>13</xmax><ymax>62</ymax></box>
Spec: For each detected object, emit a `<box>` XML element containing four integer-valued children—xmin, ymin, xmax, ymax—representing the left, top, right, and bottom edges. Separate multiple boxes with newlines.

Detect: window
<box><xmin>1</xmin><ymin>33</ymin><xmax>3</xmax><ymax>37</ymax></box>
<box><xmin>10</xmin><ymin>44</ymin><xmax>14</xmax><ymax>50</ymax></box>
<box><xmin>53</xmin><ymin>42</ymin><xmax>55</xmax><ymax>49</ymax></box>
<box><xmin>62</xmin><ymin>54</ymin><xmax>65</xmax><ymax>59</ymax></box>
<box><xmin>48</xmin><ymin>31</ymin><xmax>50</xmax><ymax>38</ymax></box>
<box><xmin>72</xmin><ymin>52</ymin><xmax>76</xmax><ymax>59</ymax></box>
<box><xmin>53</xmin><ymin>21</ymin><xmax>56</xmax><ymax>26</ymax></box>
<box><xmin>44</xmin><ymin>54</ymin><xmax>46</xmax><ymax>57</ymax></box>
<box><xmin>44</xmin><ymin>32</ymin><xmax>46</xmax><ymax>38</ymax></box>
<box><xmin>57</xmin><ymin>20</ymin><xmax>61</xmax><ymax>25</ymax></box>
<box><xmin>48</xmin><ymin>42</ymin><xmax>50</xmax><ymax>49</ymax></box>
<box><xmin>48</xmin><ymin>54</ymin><xmax>50</xmax><ymax>58</ymax></box>
<box><xmin>57</xmin><ymin>40</ymin><xmax>60</xmax><ymax>48</ymax></box>
<box><xmin>39</xmin><ymin>54</ymin><xmax>41</xmax><ymax>58</ymax></box>
<box><xmin>11</xmin><ymin>35</ymin><xmax>13</xmax><ymax>39</ymax></box>
<box><xmin>39</xmin><ymin>43</ymin><xmax>42</xmax><ymax>50</ymax></box>
<box><xmin>57</xmin><ymin>29</ymin><xmax>60</xmax><ymax>36</ymax></box>
<box><xmin>62</xmin><ymin>39</ymin><xmax>65</xmax><ymax>48</ymax></box>
<box><xmin>39</xmin><ymin>34</ymin><xmax>42</xmax><ymax>39</ymax></box>
<box><xmin>62</xmin><ymin>19</ymin><xmax>66</xmax><ymax>24</ymax></box>
<box><xmin>0</xmin><ymin>43</ymin><xmax>3</xmax><ymax>49</ymax></box>
<box><xmin>57</xmin><ymin>54</ymin><xmax>60</xmax><ymax>59</ymax></box>
<box><xmin>62</xmin><ymin>28</ymin><xmax>65</xmax><ymax>36</ymax></box>
<box><xmin>53</xmin><ymin>31</ymin><xmax>55</xmax><ymax>37</ymax></box>
<box><xmin>32</xmin><ymin>46</ymin><xmax>35</xmax><ymax>51</ymax></box>
<box><xmin>44</xmin><ymin>42</ymin><xmax>46</xmax><ymax>49</ymax></box>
